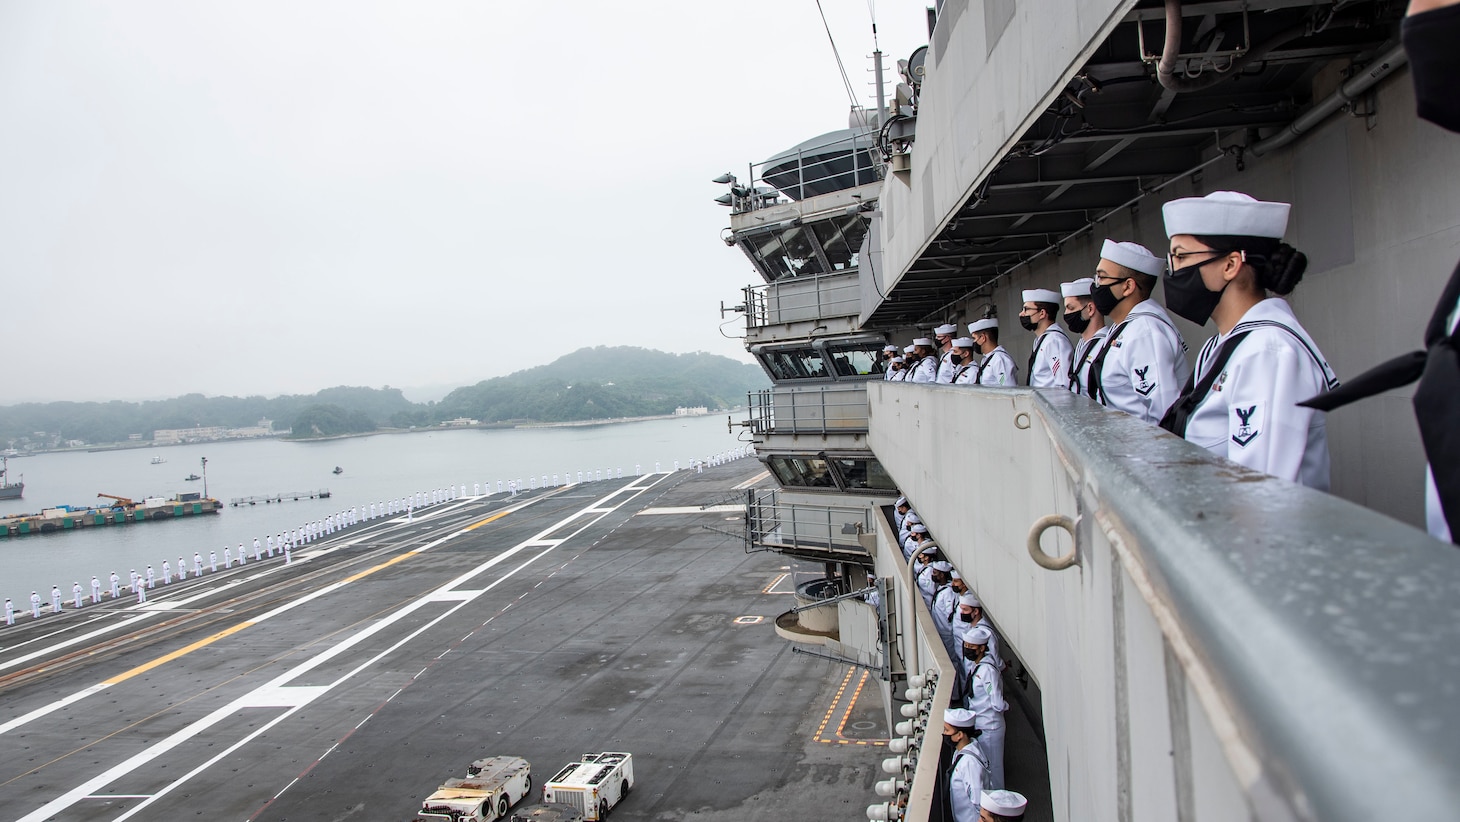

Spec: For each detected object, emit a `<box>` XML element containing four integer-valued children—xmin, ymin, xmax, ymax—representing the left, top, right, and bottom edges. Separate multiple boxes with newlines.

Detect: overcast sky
<box><xmin>0</xmin><ymin>1</ymin><xmax>928</xmax><ymax>403</ymax></box>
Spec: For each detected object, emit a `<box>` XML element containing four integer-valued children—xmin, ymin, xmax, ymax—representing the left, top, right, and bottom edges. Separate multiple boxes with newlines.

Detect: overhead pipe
<box><xmin>1250</xmin><ymin>41</ymin><xmax>1408</xmax><ymax>156</ymax></box>
<box><xmin>1156</xmin><ymin>0</ymin><xmax>1346</xmax><ymax>94</ymax></box>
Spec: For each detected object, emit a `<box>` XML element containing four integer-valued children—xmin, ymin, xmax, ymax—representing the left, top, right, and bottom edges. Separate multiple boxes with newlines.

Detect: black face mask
<box><xmin>1091</xmin><ymin>282</ymin><xmax>1123</xmax><ymax>316</ymax></box>
<box><xmin>1064</xmin><ymin>309</ymin><xmax>1090</xmax><ymax>334</ymax></box>
<box><xmin>959</xmin><ymin>612</ymin><xmax>974</xmax><ymax>623</ymax></box>
<box><xmin>1163</xmin><ymin>257</ymin><xmax>1227</xmax><ymax>326</ymax></box>
<box><xmin>1018</xmin><ymin>315</ymin><xmax>1037</xmax><ymax>332</ymax></box>
<box><xmin>1404</xmin><ymin>4</ymin><xmax>1460</xmax><ymax>134</ymax></box>
<box><xmin>949</xmin><ymin>353</ymin><xmax>963</xmax><ymax>366</ymax></box>
<box><xmin>962</xmin><ymin>646</ymin><xmax>981</xmax><ymax>662</ymax></box>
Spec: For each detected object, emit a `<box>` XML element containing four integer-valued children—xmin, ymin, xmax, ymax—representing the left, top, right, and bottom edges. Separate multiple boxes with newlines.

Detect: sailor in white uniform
<box><xmin>933</xmin><ymin>323</ymin><xmax>960</xmax><ymax>383</ymax></box>
<box><xmin>163</xmin><ymin>560</ymin><xmax>173</xmax><ymax>584</ymax></box>
<box><xmin>1158</xmin><ymin>191</ymin><xmax>1339</xmax><ymax>489</ymax></box>
<box><xmin>145</xmin><ymin>565</ymin><xmax>155</xmax><ymax>588</ymax></box>
<box><xmin>30</xmin><ymin>591</ymin><xmax>41</xmax><ymax>618</ymax></box>
<box><xmin>908</xmin><ymin>338</ymin><xmax>939</xmax><ymax>383</ymax></box>
<box><xmin>208</xmin><ymin>550</ymin><xmax>218</xmax><ymax>573</ymax></box>
<box><xmin>1085</xmin><ymin>239</ymin><xmax>1189</xmax><ymax>422</ymax></box>
<box><xmin>224</xmin><ymin>546</ymin><xmax>234</xmax><ymax>568</ymax></box>
<box><xmin>178</xmin><ymin>557</ymin><xmax>187</xmax><ymax>581</ymax></box>
<box><xmin>193</xmin><ymin>553</ymin><xmax>203</xmax><ymax>577</ymax></box>
<box><xmin>5</xmin><ymin>598</ymin><xmax>12</xmax><ymax>625</ymax></box>
<box><xmin>1062</xmin><ymin>278</ymin><xmax>1108</xmax><ymax>395</ymax></box>
<box><xmin>887</xmin><ymin>355</ymin><xmax>906</xmax><ymax>380</ymax></box>
<box><xmin>969</xmin><ymin>320</ymin><xmax>1018</xmax><ymax>386</ymax></box>
<box><xmin>50</xmin><ymin>586</ymin><xmax>63</xmax><ymax>613</ymax></box>
<box><xmin>933</xmin><ymin>569</ymin><xmax>961</xmax><ymax>662</ymax></box>
<box><xmin>91</xmin><ymin>576</ymin><xmax>102</xmax><ymax>603</ymax></box>
<box><xmin>893</xmin><ymin>497</ymin><xmax>911</xmax><ymax>530</ymax></box>
<box><xmin>961</xmin><ymin>625</ymin><xmax>1008</xmax><ymax>789</ymax></box>
<box><xmin>881</xmin><ymin>344</ymin><xmax>899</xmax><ymax>379</ymax></box>
<box><xmin>942</xmin><ymin>708</ymin><xmax>990</xmax><ymax>822</ymax></box>
<box><xmin>109</xmin><ymin>571</ymin><xmax>121</xmax><ymax>598</ymax></box>
<box><xmin>254</xmin><ymin>538</ymin><xmax>263</xmax><ymax>561</ymax></box>
<box><xmin>1020</xmin><ymin>289</ymin><xmax>1074</xmax><ymax>388</ymax></box>
<box><xmin>71</xmin><ymin>582</ymin><xmax>83</xmax><ymax>609</ymax></box>
<box><xmin>949</xmin><ymin>338</ymin><xmax>981</xmax><ymax>385</ymax></box>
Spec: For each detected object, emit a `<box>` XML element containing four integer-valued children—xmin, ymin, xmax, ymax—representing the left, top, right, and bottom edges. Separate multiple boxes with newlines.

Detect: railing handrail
<box><xmin>868</xmin><ymin>381</ymin><xmax>1460</xmax><ymax>821</ymax></box>
<box><xmin>746</xmin><ymin>384</ymin><xmax>870</xmax><ymax>436</ymax></box>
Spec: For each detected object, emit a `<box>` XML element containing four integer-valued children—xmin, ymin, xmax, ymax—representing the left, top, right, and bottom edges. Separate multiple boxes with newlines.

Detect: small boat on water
<box><xmin>0</xmin><ymin>455</ymin><xmax>22</xmax><ymax>500</ymax></box>
<box><xmin>150</xmin><ymin>455</ymin><xmax>166</xmax><ymax>465</ymax></box>
<box><xmin>184</xmin><ymin>473</ymin><xmax>201</xmax><ymax>481</ymax></box>
<box><xmin>332</xmin><ymin>466</ymin><xmax>344</xmax><ymax>475</ymax></box>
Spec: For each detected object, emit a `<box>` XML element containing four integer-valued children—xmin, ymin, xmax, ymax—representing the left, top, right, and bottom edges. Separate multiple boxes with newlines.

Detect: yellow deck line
<box><xmin>103</xmin><ymin>509</ymin><xmax>517</xmax><ymax>685</ymax></box>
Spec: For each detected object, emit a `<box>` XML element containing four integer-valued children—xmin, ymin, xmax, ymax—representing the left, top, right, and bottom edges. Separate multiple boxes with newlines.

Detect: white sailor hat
<box><xmin>950</xmin><ymin>569</ymin><xmax>962</xmax><ymax>580</ymax></box>
<box><xmin>1021</xmin><ymin>288</ymin><xmax>1062</xmax><ymax>305</ymax></box>
<box><xmin>933</xmin><ymin>323</ymin><xmax>958</xmax><ymax>336</ymax></box>
<box><xmin>912</xmin><ymin>337</ymin><xmax>934</xmax><ymax>347</ymax></box>
<box><xmin>964</xmin><ymin>625</ymin><xmax>993</xmax><ymax>645</ymax></box>
<box><xmin>903</xmin><ymin>345</ymin><xmax>916</xmax><ymax>354</ymax></box>
<box><xmin>904</xmin><ymin>512</ymin><xmax>921</xmax><ymax>524</ymax></box>
<box><xmin>916</xmin><ymin>542</ymin><xmax>939</xmax><ymax>554</ymax></box>
<box><xmin>930</xmin><ymin>560</ymin><xmax>953</xmax><ymax>572</ymax></box>
<box><xmin>1100</xmin><ymin>239</ymin><xmax>1165</xmax><ymax>277</ymax></box>
<box><xmin>944</xmin><ymin>707</ymin><xmax>979</xmax><ymax>729</ymax></box>
<box><xmin>882</xmin><ymin>344</ymin><xmax>899</xmax><ymax>353</ymax></box>
<box><xmin>952</xmin><ymin>337</ymin><xmax>975</xmax><ymax>349</ymax></box>
<box><xmin>980</xmin><ymin>790</ymin><xmax>1028</xmax><ymax>816</ymax></box>
<box><xmin>968</xmin><ymin>318</ymin><xmax>998</xmax><ymax>334</ymax></box>
<box><xmin>910</xmin><ymin>523</ymin><xmax>928</xmax><ymax>534</ymax></box>
<box><xmin>895</xmin><ymin>496</ymin><xmax>908</xmax><ymax>507</ymax></box>
<box><xmin>1061</xmin><ymin>277</ymin><xmax>1095</xmax><ymax>298</ymax></box>
<box><xmin>891</xmin><ymin>356</ymin><xmax>905</xmax><ymax>363</ymax></box>
<box><xmin>958</xmin><ymin>593</ymin><xmax>981</xmax><ymax>608</ymax></box>
<box><xmin>1162</xmin><ymin>190</ymin><xmax>1290</xmax><ymax>239</ymax></box>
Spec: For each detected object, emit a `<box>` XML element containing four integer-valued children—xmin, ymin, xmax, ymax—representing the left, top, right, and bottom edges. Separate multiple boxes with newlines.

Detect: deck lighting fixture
<box><xmin>712</xmin><ymin>172</ymin><xmax>737</xmax><ymax>184</ymax></box>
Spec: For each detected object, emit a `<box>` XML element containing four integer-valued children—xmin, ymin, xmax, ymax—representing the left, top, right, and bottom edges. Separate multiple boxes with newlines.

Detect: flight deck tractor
<box><xmin>540</xmin><ymin>752</ymin><xmax>634</xmax><ymax>820</ymax></box>
<box><xmin>417</xmin><ymin>755</ymin><xmax>532</xmax><ymax>822</ymax></box>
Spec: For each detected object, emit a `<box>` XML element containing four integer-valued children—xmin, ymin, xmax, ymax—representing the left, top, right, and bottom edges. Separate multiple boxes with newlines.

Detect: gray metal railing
<box><xmin>865</xmin><ymin>381</ymin><xmax>1460</xmax><ymax>822</ymax></box>
<box><xmin>745</xmin><ymin>488</ymin><xmax>875</xmax><ymax>557</ymax></box>
<box><xmin>729</xmin><ymin>130</ymin><xmax>883</xmax><ymax>213</ymax></box>
<box><xmin>746</xmin><ymin>384</ymin><xmax>870</xmax><ymax>436</ymax></box>
<box><xmin>743</xmin><ymin>269</ymin><xmax>863</xmax><ymax>329</ymax></box>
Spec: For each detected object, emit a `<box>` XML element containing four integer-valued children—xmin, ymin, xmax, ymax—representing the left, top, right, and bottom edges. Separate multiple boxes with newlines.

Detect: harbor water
<box><xmin>0</xmin><ymin>415</ymin><xmax>748</xmax><ymax>607</ymax></box>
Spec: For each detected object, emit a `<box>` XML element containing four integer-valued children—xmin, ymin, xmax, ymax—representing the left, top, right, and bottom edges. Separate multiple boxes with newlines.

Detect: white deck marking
<box><xmin>637</xmin><ymin>504</ymin><xmax>744</xmax><ymax>515</ymax></box>
<box><xmin>0</xmin><ymin>614</ymin><xmax>154</xmax><ymax>673</ymax></box>
<box><xmin>733</xmin><ymin>470</ymin><xmax>771</xmax><ymax>490</ymax></box>
<box><xmin>0</xmin><ymin>683</ymin><xmax>112</xmax><ymax>735</ymax></box>
<box><xmin>15</xmin><ymin>475</ymin><xmax>671</xmax><ymax>822</ymax></box>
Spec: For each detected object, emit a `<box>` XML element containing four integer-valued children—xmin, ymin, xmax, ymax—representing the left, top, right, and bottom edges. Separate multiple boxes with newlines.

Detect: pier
<box><xmin>228</xmin><ymin>488</ymin><xmax>331</xmax><ymax>507</ymax></box>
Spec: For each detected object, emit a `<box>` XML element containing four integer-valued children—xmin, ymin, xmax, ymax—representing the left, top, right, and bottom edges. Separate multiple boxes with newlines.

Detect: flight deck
<box><xmin>0</xmin><ymin>462</ymin><xmax>882</xmax><ymax>821</ymax></box>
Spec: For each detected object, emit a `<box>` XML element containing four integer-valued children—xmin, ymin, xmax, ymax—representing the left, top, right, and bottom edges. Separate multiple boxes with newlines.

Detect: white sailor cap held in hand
<box><xmin>979</xmin><ymin>790</ymin><xmax>1028</xmax><ymax>816</ymax></box>
<box><xmin>1061</xmin><ymin>278</ymin><xmax>1094</xmax><ymax>297</ymax></box>
<box><xmin>968</xmin><ymin>318</ymin><xmax>998</xmax><ymax>334</ymax></box>
<box><xmin>1162</xmin><ymin>190</ymin><xmax>1290</xmax><ymax>239</ymax></box>
<box><xmin>1100</xmin><ymin>239</ymin><xmax>1166</xmax><ymax>277</ymax></box>
<box><xmin>1021</xmin><ymin>288</ymin><xmax>1062</xmax><ymax>304</ymax></box>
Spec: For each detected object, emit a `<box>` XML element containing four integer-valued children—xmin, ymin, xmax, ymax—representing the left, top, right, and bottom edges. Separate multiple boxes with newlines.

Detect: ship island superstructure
<box><xmin>716</xmin><ymin>2</ymin><xmax>1460</xmax><ymax>820</ymax></box>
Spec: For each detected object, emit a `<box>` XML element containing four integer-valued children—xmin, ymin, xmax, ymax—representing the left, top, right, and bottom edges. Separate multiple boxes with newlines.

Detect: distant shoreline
<box><xmin>28</xmin><ymin>411</ymin><xmax>734</xmax><ymax>455</ymax></box>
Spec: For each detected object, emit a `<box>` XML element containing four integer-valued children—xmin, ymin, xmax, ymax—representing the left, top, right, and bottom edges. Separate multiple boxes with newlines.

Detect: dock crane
<box><xmin>96</xmin><ymin>493</ymin><xmax>136</xmax><ymax>508</ymax></box>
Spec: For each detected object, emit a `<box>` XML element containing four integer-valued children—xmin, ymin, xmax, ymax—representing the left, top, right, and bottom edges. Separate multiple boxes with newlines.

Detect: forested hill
<box><xmin>427</xmin><ymin>347</ymin><xmax>766</xmax><ymax>425</ymax></box>
<box><xmin>0</xmin><ymin>348</ymin><xmax>766</xmax><ymax>446</ymax></box>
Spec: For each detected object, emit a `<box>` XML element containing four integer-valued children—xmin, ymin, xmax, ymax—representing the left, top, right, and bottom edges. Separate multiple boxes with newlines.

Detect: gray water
<box><xmin>0</xmin><ymin>415</ymin><xmax>749</xmax><ymax>606</ymax></box>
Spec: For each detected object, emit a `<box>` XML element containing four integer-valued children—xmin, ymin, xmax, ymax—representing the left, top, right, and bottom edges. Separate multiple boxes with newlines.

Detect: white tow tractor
<box><xmin>417</xmin><ymin>755</ymin><xmax>532</xmax><ymax>822</ymax></box>
<box><xmin>540</xmin><ymin>752</ymin><xmax>634</xmax><ymax>820</ymax></box>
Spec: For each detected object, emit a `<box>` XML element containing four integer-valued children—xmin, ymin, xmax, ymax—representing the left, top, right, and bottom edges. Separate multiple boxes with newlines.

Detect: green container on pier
<box><xmin>133</xmin><ymin>511</ymin><xmax>146</xmax><ymax>522</ymax></box>
<box><xmin>62</xmin><ymin>518</ymin><xmax>74</xmax><ymax>529</ymax></box>
<box><xmin>113</xmin><ymin>511</ymin><xmax>125</xmax><ymax>523</ymax></box>
<box><xmin>17</xmin><ymin>522</ymin><xmax>30</xmax><ymax>534</ymax></box>
<box><xmin>93</xmin><ymin>514</ymin><xmax>106</xmax><ymax>525</ymax></box>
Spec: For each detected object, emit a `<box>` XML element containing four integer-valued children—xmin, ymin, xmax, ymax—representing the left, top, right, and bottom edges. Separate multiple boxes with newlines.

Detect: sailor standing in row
<box><xmin>72</xmin><ymin>581</ymin><xmax>83</xmax><ymax>609</ymax></box>
<box><xmin>224</xmin><ymin>545</ymin><xmax>234</xmax><ymax>568</ymax></box>
<box><xmin>934</xmin><ymin>324</ymin><xmax>961</xmax><ymax>383</ymax></box>
<box><xmin>208</xmin><ymin>550</ymin><xmax>218</xmax><ymax>573</ymax></box>
<box><xmin>969</xmin><ymin>320</ymin><xmax>1018</xmax><ymax>386</ymax></box>
<box><xmin>237</xmin><ymin>542</ymin><xmax>247</xmax><ymax>565</ymax></box>
<box><xmin>109</xmin><ymin>571</ymin><xmax>121</xmax><ymax>599</ymax></box>
<box><xmin>961</xmin><ymin>625</ymin><xmax>1008</xmax><ymax>789</ymax></box>
<box><xmin>50</xmin><ymin>586</ymin><xmax>63</xmax><ymax>613</ymax></box>
<box><xmin>193</xmin><ymin>552</ymin><xmax>203</xmax><ymax>577</ymax></box>
<box><xmin>30</xmin><ymin>591</ymin><xmax>41</xmax><ymax>618</ymax></box>
<box><xmin>91</xmin><ymin>575</ymin><xmax>102</xmax><ymax>603</ymax></box>
<box><xmin>162</xmin><ymin>560</ymin><xmax>173</xmax><ymax>584</ymax></box>
<box><xmin>950</xmin><ymin>338</ymin><xmax>980</xmax><ymax>385</ymax></box>
<box><xmin>1062</xmin><ymin>278</ymin><xmax>1108</xmax><ymax>394</ymax></box>
<box><xmin>178</xmin><ymin>557</ymin><xmax>187</xmax><ymax>580</ymax></box>
<box><xmin>943</xmin><ymin>708</ymin><xmax>990</xmax><ymax>822</ymax></box>
<box><xmin>1157</xmin><ymin>191</ymin><xmax>1338</xmax><ymax>489</ymax></box>
<box><xmin>4</xmin><ymin>598</ymin><xmax>12</xmax><ymax>625</ymax></box>
<box><xmin>1085</xmin><ymin>239</ymin><xmax>1188</xmax><ymax>422</ymax></box>
<box><xmin>254</xmin><ymin>537</ymin><xmax>263</xmax><ymax>561</ymax></box>
<box><xmin>881</xmin><ymin>344</ymin><xmax>900</xmax><ymax>379</ymax></box>
<box><xmin>908</xmin><ymin>338</ymin><xmax>939</xmax><ymax>383</ymax></box>
<box><xmin>1020</xmin><ymin>289</ymin><xmax>1073</xmax><ymax>389</ymax></box>
<box><xmin>145</xmin><ymin>565</ymin><xmax>155</xmax><ymax>588</ymax></box>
